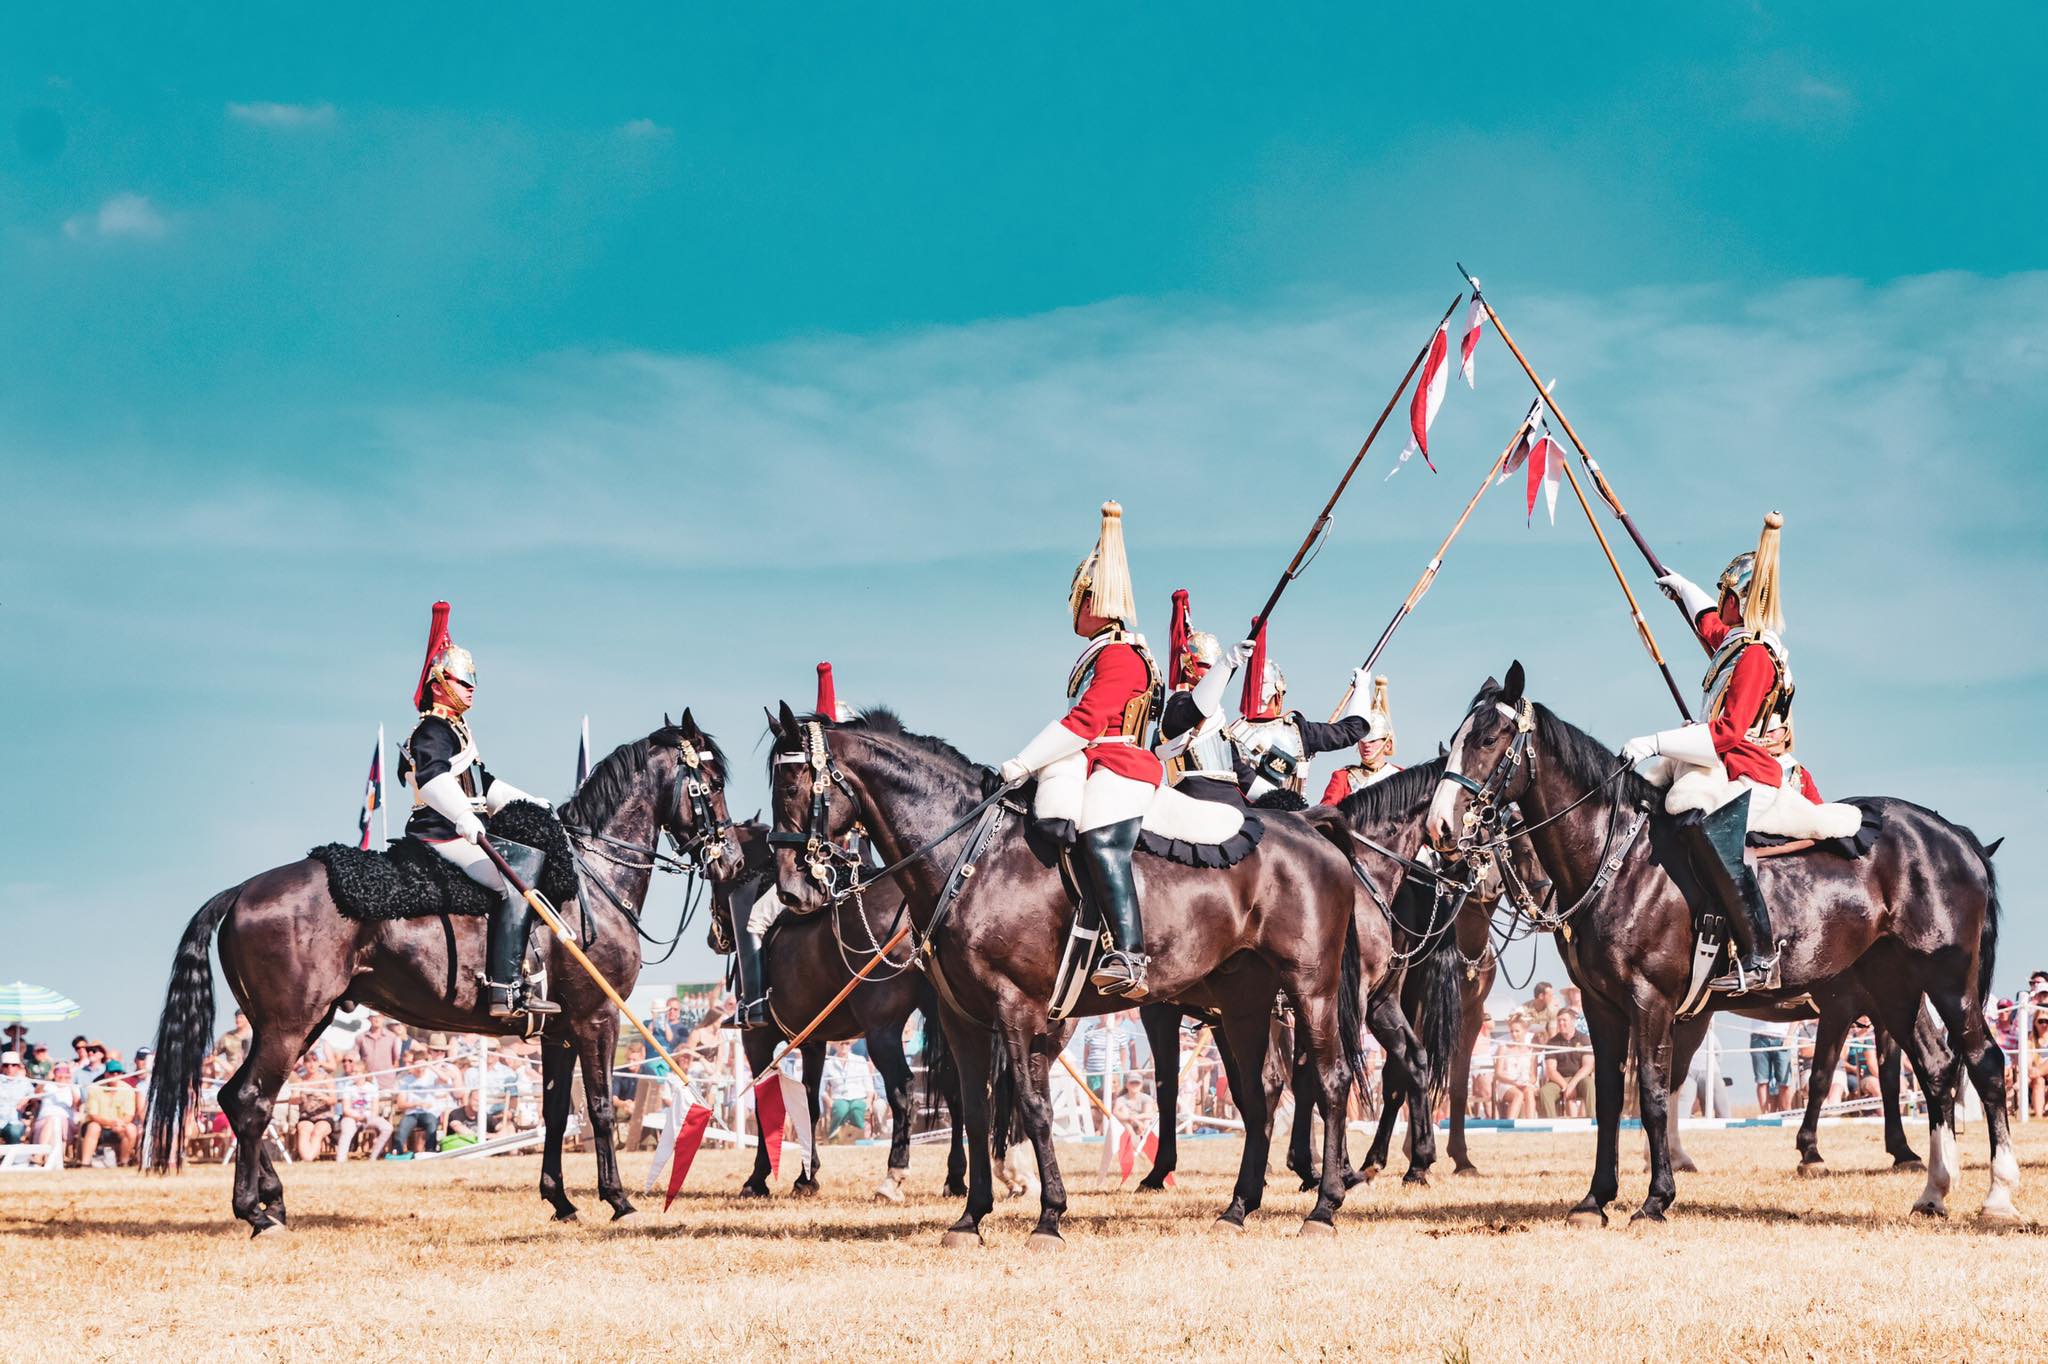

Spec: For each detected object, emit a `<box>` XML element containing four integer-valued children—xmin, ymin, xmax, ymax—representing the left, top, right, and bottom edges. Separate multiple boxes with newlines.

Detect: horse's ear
<box><xmin>763</xmin><ymin>706</ymin><xmax>782</xmax><ymax>741</ymax></box>
<box><xmin>777</xmin><ymin>700</ymin><xmax>800</xmax><ymax>736</ymax></box>
<box><xmin>679</xmin><ymin>706</ymin><xmax>702</xmax><ymax>741</ymax></box>
<box><xmin>1502</xmin><ymin>660</ymin><xmax>1526</xmax><ymax>706</ymax></box>
<box><xmin>663</xmin><ymin>711</ymin><xmax>673</xmax><ymax>729</ymax></box>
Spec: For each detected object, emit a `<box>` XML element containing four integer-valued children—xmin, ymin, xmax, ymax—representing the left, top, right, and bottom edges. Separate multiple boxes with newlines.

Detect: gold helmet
<box><xmin>1181</xmin><ymin>630</ymin><xmax>1221</xmax><ymax>675</ymax></box>
<box><xmin>1359</xmin><ymin>676</ymin><xmax>1395</xmax><ymax>748</ymax></box>
<box><xmin>1068</xmin><ymin>501</ymin><xmax>1137</xmax><ymax>627</ymax></box>
<box><xmin>411</xmin><ymin>601</ymin><xmax>477</xmax><ymax>711</ymax></box>
<box><xmin>1718</xmin><ymin>512</ymin><xmax>1786</xmax><ymax>636</ymax></box>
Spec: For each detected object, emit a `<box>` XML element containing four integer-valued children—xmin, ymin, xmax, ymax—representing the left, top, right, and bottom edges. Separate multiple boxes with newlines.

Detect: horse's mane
<box><xmin>561</xmin><ymin>724</ymin><xmax>727</xmax><ymax>829</ymax></box>
<box><xmin>1531</xmin><ymin>703</ymin><xmax>1656</xmax><ymax>807</ymax></box>
<box><xmin>849</xmin><ymin>706</ymin><xmax>992</xmax><ymax>778</ymax></box>
<box><xmin>1335</xmin><ymin>756</ymin><xmax>1447</xmax><ymax>825</ymax></box>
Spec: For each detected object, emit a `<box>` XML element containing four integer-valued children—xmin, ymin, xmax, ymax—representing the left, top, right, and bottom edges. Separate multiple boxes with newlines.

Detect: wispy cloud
<box><xmin>619</xmin><ymin>118</ymin><xmax>671</xmax><ymax>140</ymax></box>
<box><xmin>1734</xmin><ymin>55</ymin><xmax>1857</xmax><ymax>128</ymax></box>
<box><xmin>62</xmin><ymin>193</ymin><xmax>169</xmax><ymax>242</ymax></box>
<box><xmin>227</xmin><ymin>100</ymin><xmax>338</xmax><ymax>129</ymax></box>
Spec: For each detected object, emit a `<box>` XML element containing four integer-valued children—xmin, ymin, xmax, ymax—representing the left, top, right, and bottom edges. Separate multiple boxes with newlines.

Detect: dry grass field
<box><xmin>3</xmin><ymin>1123</ymin><xmax>2041</xmax><ymax>1362</ymax></box>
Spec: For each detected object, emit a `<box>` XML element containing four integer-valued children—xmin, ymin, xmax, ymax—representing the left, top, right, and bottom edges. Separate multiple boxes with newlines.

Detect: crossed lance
<box><xmin>1244</xmin><ymin>274</ymin><xmax>1699</xmax><ymax>724</ymax></box>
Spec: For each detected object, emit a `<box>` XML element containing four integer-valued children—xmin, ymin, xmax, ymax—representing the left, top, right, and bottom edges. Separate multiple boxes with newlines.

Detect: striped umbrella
<box><xmin>0</xmin><ymin>981</ymin><xmax>82</xmax><ymax>1023</ymax></box>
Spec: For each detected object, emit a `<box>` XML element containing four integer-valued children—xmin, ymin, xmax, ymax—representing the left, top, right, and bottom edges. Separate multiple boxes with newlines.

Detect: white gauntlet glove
<box><xmin>1620</xmin><ymin>734</ymin><xmax>1659</xmax><ymax>764</ymax></box>
<box><xmin>1186</xmin><ymin>639</ymin><xmax>1250</xmax><ymax>720</ymax></box>
<box><xmin>1655</xmin><ymin>572</ymin><xmax>1716</xmax><ymax>623</ymax></box>
<box><xmin>1621</xmin><ymin>724</ymin><xmax>1716</xmax><ymax>767</ymax></box>
<box><xmin>1002</xmin><ymin>719</ymin><xmax>1087</xmax><ymax>785</ymax></box>
<box><xmin>421</xmin><ymin>773</ymin><xmax>487</xmax><ymax>842</ymax></box>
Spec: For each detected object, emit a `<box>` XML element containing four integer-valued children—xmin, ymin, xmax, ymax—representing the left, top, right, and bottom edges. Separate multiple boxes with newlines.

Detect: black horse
<box><xmin>145</xmin><ymin>713</ymin><xmax>742</xmax><ymax>1234</ymax></box>
<box><xmin>1425</xmin><ymin>665</ymin><xmax>2015</xmax><ymax>1225</ymax></box>
<box><xmin>711</xmin><ymin>820</ymin><xmax>966</xmax><ymax>1201</ymax></box>
<box><xmin>766</xmin><ymin>704</ymin><xmax>1397</xmax><ymax>1244</ymax></box>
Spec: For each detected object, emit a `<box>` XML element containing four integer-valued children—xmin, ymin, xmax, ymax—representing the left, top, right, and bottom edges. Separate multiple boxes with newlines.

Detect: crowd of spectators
<box><xmin>11</xmin><ymin>970</ymin><xmax>2048</xmax><ymax>1171</ymax></box>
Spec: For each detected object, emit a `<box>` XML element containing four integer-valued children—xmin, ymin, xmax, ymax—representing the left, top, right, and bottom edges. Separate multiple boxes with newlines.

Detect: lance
<box><xmin>1454</xmin><ymin>265</ymin><xmax>1696</xmax><ymax>719</ymax></box>
<box><xmin>743</xmin><ymin>920</ymin><xmax>913</xmax><ymax>1094</ymax></box>
<box><xmin>1245</xmin><ymin>292</ymin><xmax>1464</xmax><ymax>641</ymax></box>
<box><xmin>1325</xmin><ymin>393</ymin><xmax>1547</xmax><ymax>722</ymax></box>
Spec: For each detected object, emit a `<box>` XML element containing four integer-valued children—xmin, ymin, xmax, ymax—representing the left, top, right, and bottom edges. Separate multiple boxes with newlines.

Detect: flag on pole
<box><xmin>574</xmin><ymin>715</ymin><xmax>592</xmax><ymax>792</ymax></box>
<box><xmin>662</xmin><ymin>1101</ymin><xmax>714</xmax><ymax>1209</ymax></box>
<box><xmin>1504</xmin><ymin>404</ymin><xmax>1563</xmax><ymax>525</ymax></box>
<box><xmin>1390</xmin><ymin>321</ymin><xmax>1451</xmax><ymax>475</ymax></box>
<box><xmin>1116</xmin><ymin>1123</ymin><xmax>1162</xmax><ymax>1186</ymax></box>
<box><xmin>356</xmin><ymin>732</ymin><xmax>384</xmax><ymax>850</ymax></box>
<box><xmin>1458</xmin><ymin>289</ymin><xmax>1485</xmax><ymax>388</ymax></box>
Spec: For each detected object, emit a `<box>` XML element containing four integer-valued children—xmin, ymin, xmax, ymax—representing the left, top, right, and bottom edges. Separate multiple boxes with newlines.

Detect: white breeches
<box><xmin>1648</xmin><ymin>761</ymin><xmax>1862</xmax><ymax>841</ymax></box>
<box><xmin>426</xmin><ymin>838</ymin><xmax>507</xmax><ymax>893</ymax></box>
<box><xmin>1078</xmin><ymin>768</ymin><xmax>1157</xmax><ymax>832</ymax></box>
<box><xmin>744</xmin><ymin>883</ymin><xmax>782</xmax><ymax>937</ymax></box>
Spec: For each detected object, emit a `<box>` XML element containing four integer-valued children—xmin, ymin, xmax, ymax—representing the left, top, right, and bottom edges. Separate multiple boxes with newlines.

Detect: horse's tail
<box><xmin>145</xmin><ymin>884</ymin><xmax>242</xmax><ymax>1173</ymax></box>
<box><xmin>988</xmin><ymin>1035</ymin><xmax>1017</xmax><ymax>1161</ymax></box>
<box><xmin>920</xmin><ymin>1003</ymin><xmax>955</xmax><ymax>1125</ymax></box>
<box><xmin>1970</xmin><ymin>830</ymin><xmax>2002</xmax><ymax>1009</ymax></box>
<box><xmin>1304</xmin><ymin>806</ymin><xmax>1370</xmax><ymax>1085</ymax></box>
<box><xmin>1405</xmin><ymin>890</ymin><xmax>1464</xmax><ymax>1109</ymax></box>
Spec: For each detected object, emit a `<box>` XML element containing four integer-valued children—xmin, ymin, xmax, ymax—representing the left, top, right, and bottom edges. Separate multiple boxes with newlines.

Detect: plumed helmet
<box><xmin>412</xmin><ymin>601</ymin><xmax>477</xmax><ymax>710</ymax></box>
<box><xmin>1068</xmin><ymin>501</ymin><xmax>1137</xmax><ymax>626</ymax></box>
<box><xmin>1716</xmin><ymin>551</ymin><xmax>1756</xmax><ymax>602</ymax></box>
<box><xmin>1256</xmin><ymin>657</ymin><xmax>1287</xmax><ymax>712</ymax></box>
<box><xmin>1359</xmin><ymin>676</ymin><xmax>1395</xmax><ymax>745</ymax></box>
<box><xmin>1183</xmin><ymin>630</ymin><xmax>1221</xmax><ymax>673</ymax></box>
<box><xmin>815</xmin><ymin>661</ymin><xmax>855</xmax><ymax>723</ymax></box>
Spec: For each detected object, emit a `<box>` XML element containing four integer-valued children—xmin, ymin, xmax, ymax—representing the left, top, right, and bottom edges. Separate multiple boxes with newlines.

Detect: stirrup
<box><xmin>1708</xmin><ymin>952</ymin><xmax>1781</xmax><ymax>996</ymax></box>
<box><xmin>1090</xmin><ymin>951</ymin><xmax>1150</xmax><ymax>1000</ymax></box>
<box><xmin>735</xmin><ymin>998</ymin><xmax>771</xmax><ymax>1030</ymax></box>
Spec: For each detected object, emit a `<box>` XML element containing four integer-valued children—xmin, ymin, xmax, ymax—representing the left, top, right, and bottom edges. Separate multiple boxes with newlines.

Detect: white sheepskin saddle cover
<box><xmin>1642</xmin><ymin>759</ymin><xmax>1862</xmax><ymax>840</ymax></box>
<box><xmin>1033</xmin><ymin>755</ymin><xmax>1247</xmax><ymax>846</ymax></box>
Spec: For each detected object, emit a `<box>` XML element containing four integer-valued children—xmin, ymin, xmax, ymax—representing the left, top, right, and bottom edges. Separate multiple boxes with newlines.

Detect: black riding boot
<box><xmin>733</xmin><ymin>930</ymin><xmax>771</xmax><ymax>1030</ymax></box>
<box><xmin>485</xmin><ymin>839</ymin><xmax>558</xmax><ymax>1018</ymax></box>
<box><xmin>1680</xmin><ymin>795</ymin><xmax>1781</xmax><ymax>995</ymax></box>
<box><xmin>1078</xmin><ymin>818</ymin><xmax>1149</xmax><ymax>1000</ymax></box>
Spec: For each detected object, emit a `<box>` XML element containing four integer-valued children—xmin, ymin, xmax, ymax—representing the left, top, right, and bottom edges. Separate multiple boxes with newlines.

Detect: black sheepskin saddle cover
<box><xmin>309</xmin><ymin>803</ymin><xmax>578</xmax><ymax>921</ymax></box>
<box><xmin>1748</xmin><ymin>797</ymin><xmax>1883</xmax><ymax>860</ymax></box>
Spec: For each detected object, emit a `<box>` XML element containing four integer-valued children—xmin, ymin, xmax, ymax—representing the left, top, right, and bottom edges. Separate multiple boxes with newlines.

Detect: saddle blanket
<box><xmin>1642</xmin><ymin>759</ymin><xmax>1862</xmax><ymax>841</ymax></box>
<box><xmin>309</xmin><ymin>802</ymin><xmax>577</xmax><ymax>921</ymax></box>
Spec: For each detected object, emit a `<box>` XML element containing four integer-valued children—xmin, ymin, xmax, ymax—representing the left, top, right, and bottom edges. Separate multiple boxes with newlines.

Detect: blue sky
<box><xmin>4</xmin><ymin>7</ymin><xmax>2045</xmax><ymax>1048</ymax></box>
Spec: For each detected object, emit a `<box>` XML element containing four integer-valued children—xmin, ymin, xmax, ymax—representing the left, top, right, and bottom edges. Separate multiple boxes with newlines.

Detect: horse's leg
<box><xmin>537</xmin><ymin>1028</ymin><xmax>579</xmax><ymax>1220</ymax></box>
<box><xmin>1795</xmin><ymin>1003</ymin><xmax>1852</xmax><ymax>1175</ymax></box>
<box><xmin>792</xmin><ymin>1041</ymin><xmax>824</xmax><ymax>1196</ymax></box>
<box><xmin>1292</xmin><ymin>989</ymin><xmax>1354</xmax><ymax>1234</ymax></box>
<box><xmin>943</xmin><ymin>1069</ymin><xmax>969</xmax><ymax>1198</ymax></box>
<box><xmin>1364</xmin><ymin>990</ymin><xmax>1434</xmax><ymax>1186</ymax></box>
<box><xmin>1876</xmin><ymin>1025</ymin><xmax>1921</xmax><ymax>1168</ymax></box>
<box><xmin>737</xmin><ymin>1029</ymin><xmax>776</xmax><ymax>1196</ymax></box>
<box><xmin>574</xmin><ymin>1017</ymin><xmax>634</xmax><ymax>1220</ymax></box>
<box><xmin>1632</xmin><ymin>999</ymin><xmax>1677</xmax><ymax>1224</ymax></box>
<box><xmin>1663</xmin><ymin>1013</ymin><xmax>1707</xmax><ymax>1174</ymax></box>
<box><xmin>1213</xmin><ymin>1003</ymin><xmax>1274</xmax><ymax>1231</ymax></box>
<box><xmin>1008</xmin><ymin>1025</ymin><xmax>1069</xmax><ymax>1246</ymax></box>
<box><xmin>938</xmin><ymin>1011</ymin><xmax>994</xmax><ymax>1248</ymax></box>
<box><xmin>1290</xmin><ymin>1047</ymin><xmax>1328</xmax><ymax>1189</ymax></box>
<box><xmin>1869</xmin><ymin>987</ymin><xmax>1957</xmax><ymax>1218</ymax></box>
<box><xmin>868</xmin><ymin>1023</ymin><xmax>914</xmax><ymax>1204</ymax></box>
<box><xmin>221</xmin><ymin>1031</ymin><xmax>298</xmax><ymax>1236</ymax></box>
<box><xmin>1926</xmin><ymin>978</ymin><xmax>2020</xmax><ymax>1225</ymax></box>
<box><xmin>1357</xmin><ymin>1053</ymin><xmax>1400</xmax><ymax>1185</ymax></box>
<box><xmin>1446</xmin><ymin>980</ymin><xmax>1482</xmax><ymax>1174</ymax></box>
<box><xmin>1136</xmin><ymin>1005</ymin><xmax>1181</xmax><ymax>1190</ymax></box>
<box><xmin>1567</xmin><ymin>991</ymin><xmax>1629</xmax><ymax>1228</ymax></box>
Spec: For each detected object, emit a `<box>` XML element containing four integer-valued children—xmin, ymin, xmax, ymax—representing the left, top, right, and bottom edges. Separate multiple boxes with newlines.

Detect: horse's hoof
<box><xmin>1402</xmin><ymin>1171</ymin><xmax>1430</xmax><ymax>1189</ymax></box>
<box><xmin>1565</xmin><ymin>1209</ymin><xmax>1608</xmax><ymax>1230</ymax></box>
<box><xmin>1453</xmin><ymin>1165</ymin><xmax>1481</xmax><ymax>1178</ymax></box>
<box><xmin>1978</xmin><ymin>1205</ymin><xmax>2023</xmax><ymax>1229</ymax></box>
<box><xmin>1357</xmin><ymin>1164</ymin><xmax>1382</xmax><ymax>1185</ymax></box>
<box><xmin>551</xmin><ymin>1209</ymin><xmax>579</xmax><ymax>1223</ymax></box>
<box><xmin>1296</xmin><ymin>1218</ymin><xmax>1337</xmax><ymax>1238</ymax></box>
<box><xmin>792</xmin><ymin>1181</ymin><xmax>820</xmax><ymax>1200</ymax></box>
<box><xmin>1892</xmin><ymin>1157</ymin><xmax>1925</xmax><ymax>1173</ymax></box>
<box><xmin>249</xmin><ymin>1220</ymin><xmax>290</xmax><ymax>1240</ymax></box>
<box><xmin>873</xmin><ymin>1183</ymin><xmax>906</xmax><ymax>1205</ymax></box>
<box><xmin>738</xmin><ymin>1183</ymin><xmax>769</xmax><ymax>1199</ymax></box>
<box><xmin>1137</xmin><ymin>1175</ymin><xmax>1169</xmax><ymax>1192</ymax></box>
<box><xmin>1795</xmin><ymin>1160</ymin><xmax>1829</xmax><ymax>1179</ymax></box>
<box><xmin>1628</xmin><ymin>1209</ymin><xmax>1668</xmax><ymax>1231</ymax></box>
<box><xmin>944</xmin><ymin>1182</ymin><xmax>968</xmax><ymax>1199</ymax></box>
<box><xmin>939</xmin><ymin>1229</ymin><xmax>985</xmax><ymax>1250</ymax></box>
<box><xmin>1211</xmin><ymin>1217</ymin><xmax>1244</xmax><ymax>1235</ymax></box>
<box><xmin>1909</xmin><ymin>1199</ymin><xmax>1948</xmax><ymax>1219</ymax></box>
<box><xmin>610</xmin><ymin>1204</ymin><xmax>636</xmax><ymax>1222</ymax></box>
<box><xmin>1026</xmin><ymin>1231</ymin><xmax>1065</xmax><ymax>1253</ymax></box>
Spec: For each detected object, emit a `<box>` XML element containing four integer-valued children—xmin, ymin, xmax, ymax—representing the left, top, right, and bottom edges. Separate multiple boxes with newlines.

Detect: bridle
<box><xmin>562</xmin><ymin>735</ymin><xmax>736</xmax><ymax>957</ymax></box>
<box><xmin>1440</xmin><ymin>698</ymin><xmax>1538</xmax><ymax>858</ymax></box>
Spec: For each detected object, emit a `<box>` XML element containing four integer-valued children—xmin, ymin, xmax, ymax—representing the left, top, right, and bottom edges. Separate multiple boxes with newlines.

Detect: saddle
<box><xmin>1747</xmin><ymin>798</ymin><xmax>1884</xmax><ymax>860</ymax></box>
<box><xmin>310</xmin><ymin>802</ymin><xmax>577</xmax><ymax>922</ymax></box>
<box><xmin>1023</xmin><ymin>779</ymin><xmax>1265</xmax><ymax>870</ymax></box>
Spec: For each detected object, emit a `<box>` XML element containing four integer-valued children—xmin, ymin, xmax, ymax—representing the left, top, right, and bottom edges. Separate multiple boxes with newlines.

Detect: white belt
<box><xmin>1085</xmin><ymin>736</ymin><xmax>1135</xmax><ymax>747</ymax></box>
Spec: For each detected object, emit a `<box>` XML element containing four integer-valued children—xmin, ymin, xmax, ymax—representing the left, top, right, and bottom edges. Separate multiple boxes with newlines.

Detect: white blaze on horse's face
<box><xmin>1427</xmin><ymin>707</ymin><xmax>1481</xmax><ymax>849</ymax></box>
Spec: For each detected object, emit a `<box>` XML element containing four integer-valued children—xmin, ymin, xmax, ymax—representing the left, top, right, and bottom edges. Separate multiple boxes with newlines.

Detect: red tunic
<box><xmin>1059</xmin><ymin>642</ymin><xmax>1164</xmax><ymax>786</ymax></box>
<box><xmin>1695</xmin><ymin>615</ymin><xmax>1783</xmax><ymax>788</ymax></box>
<box><xmin>1788</xmin><ymin>763</ymin><xmax>1821</xmax><ymax>804</ymax></box>
<box><xmin>1319</xmin><ymin>769</ymin><xmax>1356</xmax><ymax>806</ymax></box>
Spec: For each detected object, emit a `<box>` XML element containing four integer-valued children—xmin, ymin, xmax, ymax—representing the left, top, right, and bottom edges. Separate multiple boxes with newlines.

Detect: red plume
<box><xmin>815</xmin><ymin>661</ymin><xmax>837</xmax><ymax>719</ymax></box>
<box><xmin>1240</xmin><ymin>620</ymin><xmax>1270</xmax><ymax>719</ymax></box>
<box><xmin>412</xmin><ymin>601</ymin><xmax>452</xmax><ymax>711</ymax></box>
<box><xmin>1167</xmin><ymin>590</ymin><xmax>1192</xmax><ymax>689</ymax></box>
